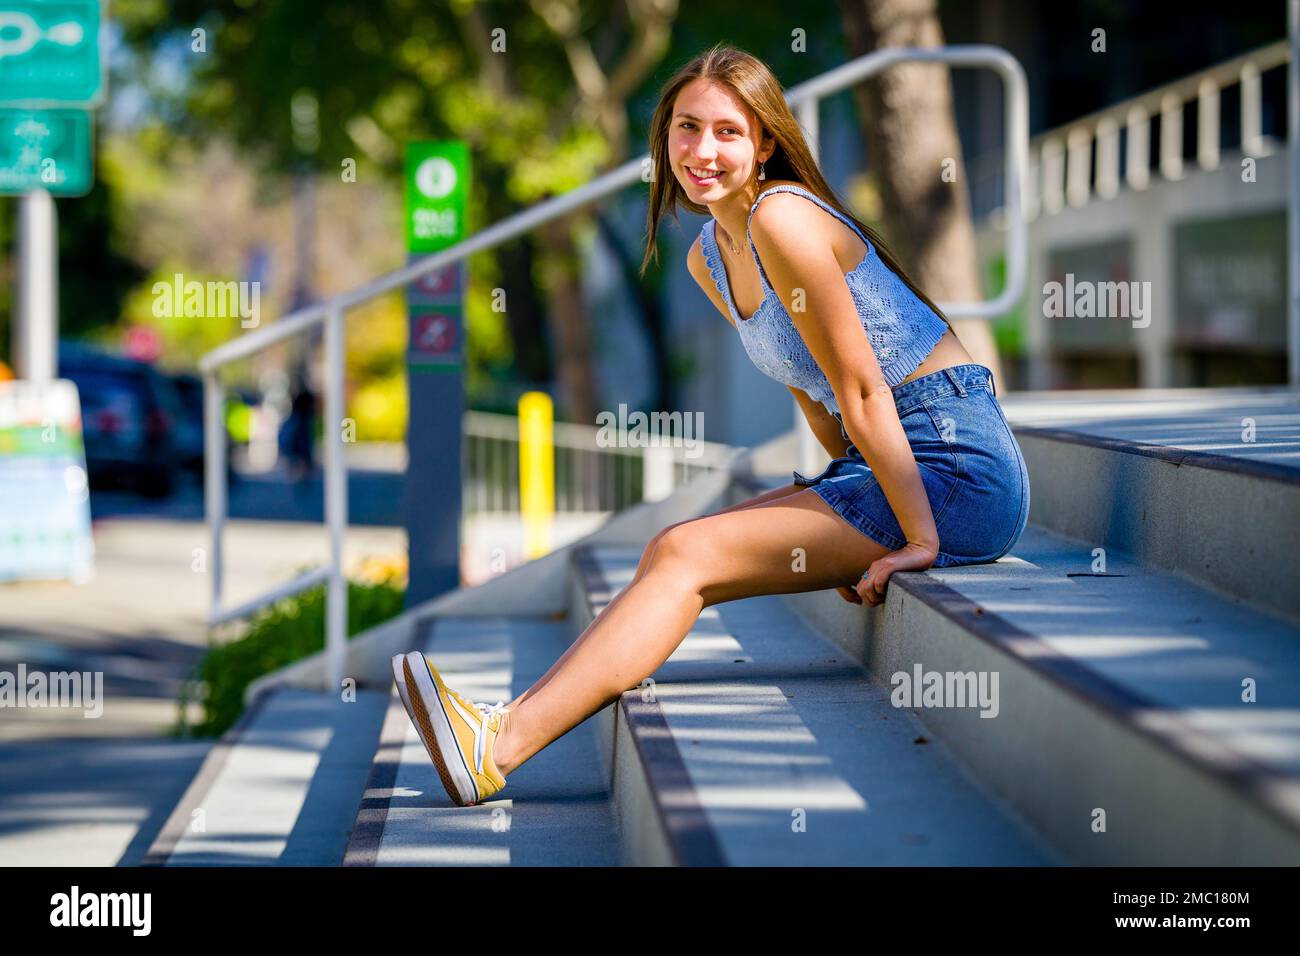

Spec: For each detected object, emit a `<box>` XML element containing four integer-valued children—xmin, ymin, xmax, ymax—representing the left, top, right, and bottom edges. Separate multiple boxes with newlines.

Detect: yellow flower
<box><xmin>350</xmin><ymin>553</ymin><xmax>409</xmax><ymax>586</ymax></box>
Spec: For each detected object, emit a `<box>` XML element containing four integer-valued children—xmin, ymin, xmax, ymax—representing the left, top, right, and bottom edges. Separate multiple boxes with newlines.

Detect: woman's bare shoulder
<box><xmin>686</xmin><ymin>231</ymin><xmax>706</xmax><ymax>274</ymax></box>
<box><xmin>686</xmin><ymin>233</ymin><xmax>737</xmax><ymax>330</ymax></box>
<box><xmin>750</xmin><ymin>186</ymin><xmax>866</xmax><ymax>270</ymax></box>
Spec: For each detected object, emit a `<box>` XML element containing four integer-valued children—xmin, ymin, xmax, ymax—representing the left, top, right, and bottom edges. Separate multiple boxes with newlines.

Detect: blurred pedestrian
<box><xmin>282</xmin><ymin>379</ymin><xmax>317</xmax><ymax>481</ymax></box>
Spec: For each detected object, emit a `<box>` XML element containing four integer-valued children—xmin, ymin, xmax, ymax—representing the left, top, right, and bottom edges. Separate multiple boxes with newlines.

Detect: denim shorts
<box><xmin>792</xmin><ymin>363</ymin><xmax>1030</xmax><ymax>568</ymax></box>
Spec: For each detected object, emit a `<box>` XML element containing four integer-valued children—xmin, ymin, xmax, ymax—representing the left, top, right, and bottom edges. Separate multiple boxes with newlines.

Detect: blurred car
<box><xmin>168</xmin><ymin>372</ymin><xmax>207</xmax><ymax>477</ymax></box>
<box><xmin>168</xmin><ymin>371</ymin><xmax>240</xmax><ymax>487</ymax></box>
<box><xmin>58</xmin><ymin>343</ymin><xmax>183</xmax><ymax>498</ymax></box>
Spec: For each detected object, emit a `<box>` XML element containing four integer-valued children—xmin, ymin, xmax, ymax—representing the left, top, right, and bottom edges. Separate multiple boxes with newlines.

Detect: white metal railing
<box><xmin>197</xmin><ymin>45</ymin><xmax>1030</xmax><ymax>694</ymax></box>
<box><xmin>464</xmin><ymin>410</ymin><xmax>737</xmax><ymax>515</ymax></box>
<box><xmin>1019</xmin><ymin>40</ymin><xmax>1288</xmax><ymax>220</ymax></box>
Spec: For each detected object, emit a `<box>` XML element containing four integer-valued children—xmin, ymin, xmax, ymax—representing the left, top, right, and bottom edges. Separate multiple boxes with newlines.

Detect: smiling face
<box><xmin>668</xmin><ymin>77</ymin><xmax>771</xmax><ymax>200</ymax></box>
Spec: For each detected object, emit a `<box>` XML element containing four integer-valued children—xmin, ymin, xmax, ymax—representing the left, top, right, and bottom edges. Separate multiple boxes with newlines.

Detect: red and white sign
<box><xmin>411</xmin><ymin>312</ymin><xmax>458</xmax><ymax>357</ymax></box>
<box><xmin>413</xmin><ymin>263</ymin><xmax>460</xmax><ymax>296</ymax></box>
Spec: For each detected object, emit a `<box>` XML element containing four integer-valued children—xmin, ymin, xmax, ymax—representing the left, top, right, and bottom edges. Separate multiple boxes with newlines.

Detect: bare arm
<box><xmin>685</xmin><ymin>235</ymin><xmax>850</xmax><ymax>507</ymax></box>
<box><xmin>750</xmin><ymin>198</ymin><xmax>939</xmax><ymax>556</ymax></box>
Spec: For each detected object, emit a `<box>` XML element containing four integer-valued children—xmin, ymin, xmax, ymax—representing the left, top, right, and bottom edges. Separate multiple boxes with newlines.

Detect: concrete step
<box><xmin>1000</xmin><ymin>388</ymin><xmax>1300</xmax><ymax>618</ymax></box>
<box><xmin>141</xmin><ymin>686</ymin><xmax>389</xmax><ymax>865</ymax></box>
<box><xmin>572</xmin><ymin>544</ymin><xmax>1061</xmax><ymax>865</ymax></box>
<box><xmin>773</xmin><ymin>517</ymin><xmax>1300</xmax><ymax>866</ymax></box>
<box><xmin>344</xmin><ymin>615</ymin><xmax>620</xmax><ymax>866</ymax></box>
<box><xmin>226</xmin><ymin>389</ymin><xmax>1299</xmax><ymax>866</ymax></box>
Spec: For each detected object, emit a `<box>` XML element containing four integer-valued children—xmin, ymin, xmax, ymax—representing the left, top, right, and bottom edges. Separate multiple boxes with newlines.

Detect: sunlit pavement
<box><xmin>0</xmin><ymin>468</ymin><xmax>405</xmax><ymax>865</ymax></box>
<box><xmin>8</xmin><ymin>448</ymin><xmax>735</xmax><ymax>864</ymax></box>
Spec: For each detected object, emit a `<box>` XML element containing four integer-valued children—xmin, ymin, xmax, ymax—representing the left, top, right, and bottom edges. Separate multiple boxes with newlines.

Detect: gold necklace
<box><xmin>719</xmin><ymin>182</ymin><xmax>769</xmax><ymax>254</ymax></box>
<box><xmin>719</xmin><ymin>224</ymin><xmax>741</xmax><ymax>255</ymax></box>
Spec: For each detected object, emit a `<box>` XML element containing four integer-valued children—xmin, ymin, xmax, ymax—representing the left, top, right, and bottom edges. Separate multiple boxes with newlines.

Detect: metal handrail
<box><xmin>199</xmin><ymin>44</ymin><xmax>1030</xmax><ymax>694</ymax></box>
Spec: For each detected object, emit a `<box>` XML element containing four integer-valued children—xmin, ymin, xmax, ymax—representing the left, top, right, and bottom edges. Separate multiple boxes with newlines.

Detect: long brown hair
<box><xmin>639</xmin><ymin>42</ymin><xmax>954</xmax><ymax>335</ymax></box>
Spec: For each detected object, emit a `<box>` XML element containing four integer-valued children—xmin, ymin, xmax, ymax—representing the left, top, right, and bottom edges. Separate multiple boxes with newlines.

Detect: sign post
<box><xmin>403</xmin><ymin>141</ymin><xmax>469</xmax><ymax>606</ymax></box>
<box><xmin>1</xmin><ymin>2</ymin><xmax>104</xmax><ymax>584</ymax></box>
<box><xmin>1</xmin><ymin>0</ymin><xmax>105</xmax><ymax>382</ymax></box>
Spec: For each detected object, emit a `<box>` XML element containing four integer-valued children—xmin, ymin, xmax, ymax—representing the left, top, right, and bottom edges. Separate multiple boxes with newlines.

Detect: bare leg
<box><xmin>502</xmin><ymin>482</ymin><xmax>808</xmax><ymax>712</ymax></box>
<box><xmin>490</xmin><ymin>488</ymin><xmax>892</xmax><ymax>776</ymax></box>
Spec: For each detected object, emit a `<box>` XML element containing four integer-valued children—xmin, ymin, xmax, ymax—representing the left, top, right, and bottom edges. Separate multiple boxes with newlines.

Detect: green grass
<box><xmin>175</xmin><ymin>573</ymin><xmax>405</xmax><ymax>738</ymax></box>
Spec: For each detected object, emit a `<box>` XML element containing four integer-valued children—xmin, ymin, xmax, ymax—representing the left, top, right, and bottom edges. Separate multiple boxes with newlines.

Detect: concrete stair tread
<box><xmin>765</xmin><ymin>512</ymin><xmax>1300</xmax><ymax>862</ymax></box>
<box><xmin>1001</xmin><ymin>387</ymin><xmax>1299</xmax><ymax>472</ymax></box>
<box><xmin>356</xmin><ymin>616</ymin><xmax>620</xmax><ymax>866</ymax></box>
<box><xmin>584</xmin><ymin>545</ymin><xmax>1060</xmax><ymax>865</ymax></box>
<box><xmin>914</xmin><ymin>523</ymin><xmax>1300</xmax><ymax>777</ymax></box>
<box><xmin>962</xmin><ymin>389</ymin><xmax>1296</xmax><ymax>617</ymax></box>
<box><xmin>146</xmin><ymin>686</ymin><xmax>389</xmax><ymax>866</ymax></box>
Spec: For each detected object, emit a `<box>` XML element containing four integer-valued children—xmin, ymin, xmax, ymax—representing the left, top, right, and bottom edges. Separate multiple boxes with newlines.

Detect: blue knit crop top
<box><xmin>699</xmin><ymin>183</ymin><xmax>949</xmax><ymax>418</ymax></box>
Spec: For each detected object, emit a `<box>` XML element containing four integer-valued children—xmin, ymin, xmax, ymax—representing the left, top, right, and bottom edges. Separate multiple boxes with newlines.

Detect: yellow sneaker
<box><xmin>398</xmin><ymin>651</ymin><xmax>508</xmax><ymax>806</ymax></box>
<box><xmin>391</xmin><ymin>652</ymin><xmax>495</xmax><ymax>725</ymax></box>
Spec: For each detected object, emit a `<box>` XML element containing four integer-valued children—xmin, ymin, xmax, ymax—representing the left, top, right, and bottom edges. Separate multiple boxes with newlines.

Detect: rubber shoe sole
<box><xmin>400</xmin><ymin>651</ymin><xmax>479</xmax><ymax>806</ymax></box>
<box><xmin>391</xmin><ymin>653</ymin><xmax>414</xmax><ymax>718</ymax></box>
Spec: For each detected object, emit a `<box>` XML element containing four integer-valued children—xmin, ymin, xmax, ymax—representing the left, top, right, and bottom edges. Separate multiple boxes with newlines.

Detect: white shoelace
<box><xmin>442</xmin><ymin>693</ymin><xmax>509</xmax><ymax>774</ymax></box>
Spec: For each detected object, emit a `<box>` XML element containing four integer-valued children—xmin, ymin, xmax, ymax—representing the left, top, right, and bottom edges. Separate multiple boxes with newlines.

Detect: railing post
<box><xmin>1066</xmin><ymin>126</ymin><xmax>1092</xmax><ymax>207</ymax></box>
<box><xmin>204</xmin><ymin>371</ymin><xmax>226</xmax><ymax>615</ymax></box>
<box><xmin>642</xmin><ymin>445</ymin><xmax>675</xmax><ymax>502</ymax></box>
<box><xmin>324</xmin><ymin>303</ymin><xmax>348</xmax><ymax>695</ymax></box>
<box><xmin>1126</xmin><ymin>105</ymin><xmax>1150</xmax><ymax>190</ymax></box>
<box><xmin>799</xmin><ymin>99</ymin><xmax>820</xmax><ymax>164</ymax></box>
<box><xmin>1159</xmin><ymin>93</ymin><xmax>1183</xmax><ymax>181</ymax></box>
<box><xmin>796</xmin><ymin>97</ymin><xmax>825</xmax><ymax>477</ymax></box>
<box><xmin>1241</xmin><ymin>62</ymin><xmax>1264</xmax><ymax>156</ymax></box>
<box><xmin>1095</xmin><ymin>117</ymin><xmax>1121</xmax><ymax>199</ymax></box>
<box><xmin>1041</xmin><ymin>137</ymin><xmax>1065</xmax><ymax>214</ymax></box>
<box><xmin>1196</xmin><ymin>77</ymin><xmax>1220</xmax><ymax>170</ymax></box>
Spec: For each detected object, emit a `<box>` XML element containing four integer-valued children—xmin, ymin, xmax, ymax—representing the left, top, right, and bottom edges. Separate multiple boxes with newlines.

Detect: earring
<box><xmin>758</xmin><ymin>161</ymin><xmax>766</xmax><ymax>181</ymax></box>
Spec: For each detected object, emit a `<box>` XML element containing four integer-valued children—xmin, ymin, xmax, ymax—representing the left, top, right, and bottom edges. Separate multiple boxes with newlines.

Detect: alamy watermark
<box><xmin>891</xmin><ymin>664</ymin><xmax>999</xmax><ymax>718</ymax></box>
<box><xmin>595</xmin><ymin>404</ymin><xmax>705</xmax><ymax>460</ymax></box>
<box><xmin>1043</xmin><ymin>273</ymin><xmax>1151</xmax><ymax>328</ymax></box>
<box><xmin>0</xmin><ymin>665</ymin><xmax>104</xmax><ymax>718</ymax></box>
<box><xmin>50</xmin><ymin>886</ymin><xmax>150</xmax><ymax>936</ymax></box>
<box><xmin>152</xmin><ymin>272</ymin><xmax>261</xmax><ymax>328</ymax></box>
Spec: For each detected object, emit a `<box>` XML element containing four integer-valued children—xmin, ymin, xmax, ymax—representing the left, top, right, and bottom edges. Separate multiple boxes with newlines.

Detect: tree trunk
<box><xmin>593</xmin><ymin>210</ymin><xmax>672</xmax><ymax>412</ymax></box>
<box><xmin>480</xmin><ymin>164</ymin><xmax>552</xmax><ymax>392</ymax></box>
<box><xmin>522</xmin><ymin>0</ymin><xmax>678</xmax><ymax>423</ymax></box>
<box><xmin>495</xmin><ymin>236</ymin><xmax>551</xmax><ymax>387</ymax></box>
<box><xmin>538</xmin><ymin>212</ymin><xmax>598</xmax><ymax>424</ymax></box>
<box><xmin>839</xmin><ymin>0</ymin><xmax>1003</xmax><ymax>385</ymax></box>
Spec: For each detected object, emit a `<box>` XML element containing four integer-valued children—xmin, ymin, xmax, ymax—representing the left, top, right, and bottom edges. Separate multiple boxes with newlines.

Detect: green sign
<box><xmin>405</xmin><ymin>141</ymin><xmax>469</xmax><ymax>253</ymax></box>
<box><xmin>0</xmin><ymin>1</ymin><xmax>104</xmax><ymax>107</ymax></box>
<box><xmin>0</xmin><ymin>107</ymin><xmax>91</xmax><ymax>194</ymax></box>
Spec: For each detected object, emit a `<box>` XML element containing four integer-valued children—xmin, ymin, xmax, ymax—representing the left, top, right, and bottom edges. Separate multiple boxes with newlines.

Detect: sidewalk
<box><xmin>0</xmin><ymin>494</ymin><xmax>404</xmax><ymax>865</ymax></box>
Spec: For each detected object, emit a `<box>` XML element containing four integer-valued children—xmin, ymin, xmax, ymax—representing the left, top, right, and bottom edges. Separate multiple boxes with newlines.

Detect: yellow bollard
<box><xmin>518</xmin><ymin>391</ymin><xmax>554</xmax><ymax>559</ymax></box>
